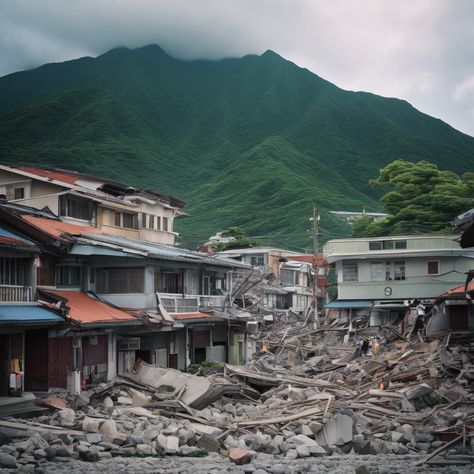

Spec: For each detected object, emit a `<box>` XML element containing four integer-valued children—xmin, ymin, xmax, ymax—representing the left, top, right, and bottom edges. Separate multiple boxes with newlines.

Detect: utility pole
<box><xmin>309</xmin><ymin>206</ymin><xmax>320</xmax><ymax>329</ymax></box>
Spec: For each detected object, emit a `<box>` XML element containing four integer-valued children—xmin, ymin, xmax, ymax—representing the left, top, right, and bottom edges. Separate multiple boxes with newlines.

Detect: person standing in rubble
<box><xmin>355</xmin><ymin>336</ymin><xmax>362</xmax><ymax>356</ymax></box>
<box><xmin>360</xmin><ymin>336</ymin><xmax>370</xmax><ymax>357</ymax></box>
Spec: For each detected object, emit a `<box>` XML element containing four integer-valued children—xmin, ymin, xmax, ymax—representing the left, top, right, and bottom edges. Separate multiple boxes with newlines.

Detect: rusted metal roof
<box><xmin>173</xmin><ymin>312</ymin><xmax>213</xmax><ymax>320</ymax></box>
<box><xmin>22</xmin><ymin>215</ymin><xmax>102</xmax><ymax>240</ymax></box>
<box><xmin>42</xmin><ymin>290</ymin><xmax>139</xmax><ymax>325</ymax></box>
<box><xmin>0</xmin><ymin>226</ymin><xmax>37</xmax><ymax>250</ymax></box>
<box><xmin>16</xmin><ymin>166</ymin><xmax>80</xmax><ymax>185</ymax></box>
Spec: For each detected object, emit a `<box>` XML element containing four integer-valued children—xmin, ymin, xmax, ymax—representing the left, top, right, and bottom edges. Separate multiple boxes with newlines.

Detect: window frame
<box><xmin>427</xmin><ymin>260</ymin><xmax>440</xmax><ymax>275</ymax></box>
<box><xmin>56</xmin><ymin>264</ymin><xmax>82</xmax><ymax>287</ymax></box>
<box><xmin>393</xmin><ymin>261</ymin><xmax>406</xmax><ymax>281</ymax></box>
<box><xmin>342</xmin><ymin>262</ymin><xmax>358</xmax><ymax>282</ymax></box>
<box><xmin>59</xmin><ymin>195</ymin><xmax>93</xmax><ymax>221</ymax></box>
<box><xmin>96</xmin><ymin>267</ymin><xmax>145</xmax><ymax>294</ymax></box>
<box><xmin>370</xmin><ymin>262</ymin><xmax>385</xmax><ymax>281</ymax></box>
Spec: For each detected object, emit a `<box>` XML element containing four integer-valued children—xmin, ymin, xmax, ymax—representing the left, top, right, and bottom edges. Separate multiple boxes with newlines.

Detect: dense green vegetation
<box><xmin>1</xmin><ymin>45</ymin><xmax>473</xmax><ymax>250</ymax></box>
<box><xmin>352</xmin><ymin>160</ymin><xmax>474</xmax><ymax>237</ymax></box>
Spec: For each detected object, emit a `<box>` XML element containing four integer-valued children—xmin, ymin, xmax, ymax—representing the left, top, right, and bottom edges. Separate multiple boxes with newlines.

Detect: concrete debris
<box><xmin>1</xmin><ymin>323</ymin><xmax>474</xmax><ymax>471</ymax></box>
<box><xmin>228</xmin><ymin>447</ymin><xmax>253</xmax><ymax>465</ymax></box>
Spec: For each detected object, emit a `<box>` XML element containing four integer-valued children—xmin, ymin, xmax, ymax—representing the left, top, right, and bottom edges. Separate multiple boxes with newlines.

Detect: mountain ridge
<box><xmin>0</xmin><ymin>44</ymin><xmax>473</xmax><ymax>250</ymax></box>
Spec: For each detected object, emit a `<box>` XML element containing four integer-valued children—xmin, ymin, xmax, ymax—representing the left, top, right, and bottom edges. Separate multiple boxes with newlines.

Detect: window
<box><xmin>14</xmin><ymin>187</ymin><xmax>25</xmax><ymax>199</ymax></box>
<box><xmin>369</xmin><ymin>240</ymin><xmax>407</xmax><ymax>251</ymax></box>
<box><xmin>122</xmin><ymin>213</ymin><xmax>137</xmax><ymax>229</ymax></box>
<box><xmin>394</xmin><ymin>261</ymin><xmax>405</xmax><ymax>280</ymax></box>
<box><xmin>155</xmin><ymin>270</ymin><xmax>183</xmax><ymax>293</ymax></box>
<box><xmin>0</xmin><ymin>258</ymin><xmax>27</xmax><ymax>285</ymax></box>
<box><xmin>427</xmin><ymin>260</ymin><xmax>440</xmax><ymax>275</ymax></box>
<box><xmin>370</xmin><ymin>262</ymin><xmax>385</xmax><ymax>281</ymax></box>
<box><xmin>114</xmin><ymin>212</ymin><xmax>138</xmax><ymax>229</ymax></box>
<box><xmin>97</xmin><ymin>268</ymin><xmax>144</xmax><ymax>293</ymax></box>
<box><xmin>59</xmin><ymin>195</ymin><xmax>93</xmax><ymax>220</ymax></box>
<box><xmin>156</xmin><ymin>216</ymin><xmax>161</xmax><ymax>230</ymax></box>
<box><xmin>280</xmin><ymin>269</ymin><xmax>296</xmax><ymax>286</ymax></box>
<box><xmin>56</xmin><ymin>265</ymin><xmax>82</xmax><ymax>287</ymax></box>
<box><xmin>2</xmin><ymin>182</ymin><xmax>29</xmax><ymax>201</ymax></box>
<box><xmin>342</xmin><ymin>262</ymin><xmax>358</xmax><ymax>281</ymax></box>
<box><xmin>250</xmin><ymin>255</ymin><xmax>265</xmax><ymax>266</ymax></box>
<box><xmin>369</xmin><ymin>241</ymin><xmax>383</xmax><ymax>251</ymax></box>
<box><xmin>141</xmin><ymin>213</ymin><xmax>147</xmax><ymax>229</ymax></box>
<box><xmin>149</xmin><ymin>215</ymin><xmax>155</xmax><ymax>230</ymax></box>
<box><xmin>163</xmin><ymin>217</ymin><xmax>168</xmax><ymax>232</ymax></box>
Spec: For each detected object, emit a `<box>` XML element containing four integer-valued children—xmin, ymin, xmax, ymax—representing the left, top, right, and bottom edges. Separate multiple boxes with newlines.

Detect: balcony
<box><xmin>158</xmin><ymin>293</ymin><xmax>226</xmax><ymax>313</ymax></box>
<box><xmin>0</xmin><ymin>285</ymin><xmax>33</xmax><ymax>302</ymax></box>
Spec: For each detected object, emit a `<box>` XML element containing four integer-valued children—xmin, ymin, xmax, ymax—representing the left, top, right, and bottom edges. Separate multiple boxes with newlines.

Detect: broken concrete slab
<box><xmin>316</xmin><ymin>413</ymin><xmax>353</xmax><ymax>447</ymax></box>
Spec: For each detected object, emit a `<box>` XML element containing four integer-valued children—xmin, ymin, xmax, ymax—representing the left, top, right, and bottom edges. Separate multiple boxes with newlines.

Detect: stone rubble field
<box><xmin>1</xmin><ymin>321</ymin><xmax>474</xmax><ymax>472</ymax></box>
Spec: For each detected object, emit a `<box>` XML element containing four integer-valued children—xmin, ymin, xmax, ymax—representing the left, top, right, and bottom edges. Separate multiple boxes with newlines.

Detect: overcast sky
<box><xmin>1</xmin><ymin>0</ymin><xmax>473</xmax><ymax>137</ymax></box>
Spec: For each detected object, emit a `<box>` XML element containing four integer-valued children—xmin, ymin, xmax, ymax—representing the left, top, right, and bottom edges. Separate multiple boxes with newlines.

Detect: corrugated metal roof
<box><xmin>16</xmin><ymin>166</ymin><xmax>79</xmax><ymax>185</ymax></box>
<box><xmin>0</xmin><ymin>226</ymin><xmax>37</xmax><ymax>249</ymax></box>
<box><xmin>437</xmin><ymin>281</ymin><xmax>474</xmax><ymax>298</ymax></box>
<box><xmin>22</xmin><ymin>215</ymin><xmax>103</xmax><ymax>239</ymax></box>
<box><xmin>76</xmin><ymin>233</ymin><xmax>251</xmax><ymax>268</ymax></box>
<box><xmin>324</xmin><ymin>300</ymin><xmax>373</xmax><ymax>309</ymax></box>
<box><xmin>45</xmin><ymin>290</ymin><xmax>140</xmax><ymax>325</ymax></box>
<box><xmin>0</xmin><ymin>304</ymin><xmax>64</xmax><ymax>324</ymax></box>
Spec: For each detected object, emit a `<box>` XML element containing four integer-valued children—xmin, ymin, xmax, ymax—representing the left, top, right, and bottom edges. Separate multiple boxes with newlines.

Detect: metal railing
<box><xmin>158</xmin><ymin>293</ymin><xmax>226</xmax><ymax>313</ymax></box>
<box><xmin>0</xmin><ymin>285</ymin><xmax>33</xmax><ymax>302</ymax></box>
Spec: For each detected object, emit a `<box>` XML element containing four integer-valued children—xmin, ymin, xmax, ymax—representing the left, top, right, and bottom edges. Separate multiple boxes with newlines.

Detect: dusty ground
<box><xmin>24</xmin><ymin>453</ymin><xmax>473</xmax><ymax>474</ymax></box>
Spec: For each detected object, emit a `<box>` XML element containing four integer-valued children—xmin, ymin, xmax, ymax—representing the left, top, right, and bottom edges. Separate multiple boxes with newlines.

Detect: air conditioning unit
<box><xmin>118</xmin><ymin>338</ymin><xmax>140</xmax><ymax>351</ymax></box>
<box><xmin>246</xmin><ymin>321</ymin><xmax>259</xmax><ymax>334</ymax></box>
<box><xmin>67</xmin><ymin>370</ymin><xmax>81</xmax><ymax>395</ymax></box>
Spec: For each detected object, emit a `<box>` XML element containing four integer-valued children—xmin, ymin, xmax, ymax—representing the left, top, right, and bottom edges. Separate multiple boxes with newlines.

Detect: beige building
<box><xmin>0</xmin><ymin>165</ymin><xmax>185</xmax><ymax>245</ymax></box>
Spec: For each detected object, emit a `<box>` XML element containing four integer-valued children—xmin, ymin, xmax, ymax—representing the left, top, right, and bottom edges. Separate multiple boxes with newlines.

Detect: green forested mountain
<box><xmin>1</xmin><ymin>44</ymin><xmax>473</xmax><ymax>250</ymax></box>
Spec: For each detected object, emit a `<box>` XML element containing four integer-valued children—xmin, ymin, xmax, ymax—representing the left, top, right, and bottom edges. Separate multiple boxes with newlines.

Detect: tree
<box><xmin>212</xmin><ymin>227</ymin><xmax>258</xmax><ymax>251</ymax></box>
<box><xmin>352</xmin><ymin>160</ymin><xmax>474</xmax><ymax>237</ymax></box>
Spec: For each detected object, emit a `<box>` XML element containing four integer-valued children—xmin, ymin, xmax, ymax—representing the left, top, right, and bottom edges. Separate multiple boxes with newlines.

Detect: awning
<box><xmin>324</xmin><ymin>300</ymin><xmax>373</xmax><ymax>309</ymax></box>
<box><xmin>0</xmin><ymin>304</ymin><xmax>64</xmax><ymax>325</ymax></box>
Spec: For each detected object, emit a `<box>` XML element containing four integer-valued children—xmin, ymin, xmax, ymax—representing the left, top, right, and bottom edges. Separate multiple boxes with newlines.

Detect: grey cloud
<box><xmin>0</xmin><ymin>0</ymin><xmax>473</xmax><ymax>137</ymax></box>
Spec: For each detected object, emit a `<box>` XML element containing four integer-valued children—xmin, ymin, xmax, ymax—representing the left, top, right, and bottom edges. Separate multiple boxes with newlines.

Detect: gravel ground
<box><xmin>11</xmin><ymin>453</ymin><xmax>472</xmax><ymax>474</ymax></box>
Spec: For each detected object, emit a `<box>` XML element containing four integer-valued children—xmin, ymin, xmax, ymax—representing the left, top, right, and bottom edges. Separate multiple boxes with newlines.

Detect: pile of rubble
<box><xmin>1</xmin><ymin>324</ymin><xmax>474</xmax><ymax>472</ymax></box>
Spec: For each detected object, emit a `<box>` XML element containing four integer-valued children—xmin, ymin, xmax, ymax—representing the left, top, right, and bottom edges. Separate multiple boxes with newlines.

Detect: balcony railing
<box><xmin>0</xmin><ymin>285</ymin><xmax>33</xmax><ymax>302</ymax></box>
<box><xmin>158</xmin><ymin>293</ymin><xmax>226</xmax><ymax>313</ymax></box>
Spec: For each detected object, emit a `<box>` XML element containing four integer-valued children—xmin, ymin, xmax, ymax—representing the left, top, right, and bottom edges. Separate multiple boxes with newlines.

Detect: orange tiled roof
<box><xmin>16</xmin><ymin>166</ymin><xmax>79</xmax><ymax>185</ymax></box>
<box><xmin>173</xmin><ymin>312</ymin><xmax>213</xmax><ymax>320</ymax></box>
<box><xmin>22</xmin><ymin>215</ymin><xmax>102</xmax><ymax>239</ymax></box>
<box><xmin>48</xmin><ymin>290</ymin><xmax>138</xmax><ymax>324</ymax></box>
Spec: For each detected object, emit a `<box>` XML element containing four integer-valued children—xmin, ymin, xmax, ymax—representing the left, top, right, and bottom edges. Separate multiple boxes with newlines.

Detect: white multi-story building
<box><xmin>324</xmin><ymin>234</ymin><xmax>474</xmax><ymax>324</ymax></box>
